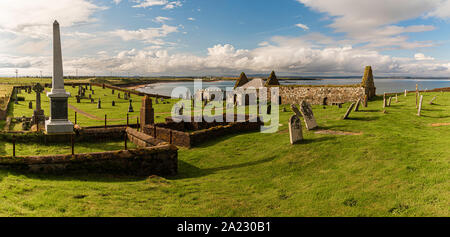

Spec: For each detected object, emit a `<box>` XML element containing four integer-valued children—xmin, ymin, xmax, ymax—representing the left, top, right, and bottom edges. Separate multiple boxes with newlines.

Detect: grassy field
<box><xmin>0</xmin><ymin>91</ymin><xmax>448</xmax><ymax>216</ymax></box>
<box><xmin>7</xmin><ymin>85</ymin><xmax>180</xmax><ymax>128</ymax></box>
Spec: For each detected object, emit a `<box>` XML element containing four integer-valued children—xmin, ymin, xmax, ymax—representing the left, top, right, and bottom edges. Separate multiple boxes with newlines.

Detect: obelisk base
<box><xmin>45</xmin><ymin>92</ymin><xmax>73</xmax><ymax>134</ymax></box>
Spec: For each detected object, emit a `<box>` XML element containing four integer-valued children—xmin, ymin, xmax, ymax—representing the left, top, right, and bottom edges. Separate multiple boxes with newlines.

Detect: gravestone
<box><xmin>417</xmin><ymin>95</ymin><xmax>423</xmax><ymax>116</ymax></box>
<box><xmin>89</xmin><ymin>84</ymin><xmax>92</xmax><ymax>90</ymax></box>
<box><xmin>429</xmin><ymin>96</ymin><xmax>436</xmax><ymax>105</ymax></box>
<box><xmin>88</xmin><ymin>94</ymin><xmax>91</xmax><ymax>99</ymax></box>
<box><xmin>90</xmin><ymin>98</ymin><xmax>94</xmax><ymax>103</ymax></box>
<box><xmin>288</xmin><ymin>114</ymin><xmax>303</xmax><ymax>145</ymax></box>
<box><xmin>128</xmin><ymin>99</ymin><xmax>134</xmax><ymax>112</ymax></box>
<box><xmin>354</xmin><ymin>98</ymin><xmax>361</xmax><ymax>112</ymax></box>
<box><xmin>388</xmin><ymin>97</ymin><xmax>392</xmax><ymax>107</ymax></box>
<box><xmin>404</xmin><ymin>89</ymin><xmax>407</xmax><ymax>97</ymax></box>
<box><xmin>395</xmin><ymin>94</ymin><xmax>398</xmax><ymax>103</ymax></box>
<box><xmin>112</xmin><ymin>89</ymin><xmax>115</xmax><ymax>94</ymax></box>
<box><xmin>76</xmin><ymin>95</ymin><xmax>80</xmax><ymax>103</ymax></box>
<box><xmin>45</xmin><ymin>22</ymin><xmax>74</xmax><ymax>133</ymax></box>
<box><xmin>282</xmin><ymin>107</ymin><xmax>287</xmax><ymax>112</ymax></box>
<box><xmin>124</xmin><ymin>93</ymin><xmax>128</xmax><ymax>100</ymax></box>
<box><xmin>383</xmin><ymin>93</ymin><xmax>387</xmax><ymax>108</ymax></box>
<box><xmin>97</xmin><ymin>99</ymin><xmax>101</xmax><ymax>109</ymax></box>
<box><xmin>155</xmin><ymin>97</ymin><xmax>159</xmax><ymax>104</ymax></box>
<box><xmin>102</xmin><ymin>84</ymin><xmax>105</xmax><ymax>89</ymax></box>
<box><xmin>112</xmin><ymin>100</ymin><xmax>115</xmax><ymax>106</ymax></box>
<box><xmin>31</xmin><ymin>83</ymin><xmax>45</xmax><ymax>125</ymax></box>
<box><xmin>140</xmin><ymin>96</ymin><xmax>155</xmax><ymax>128</ymax></box>
<box><xmin>343</xmin><ymin>102</ymin><xmax>356</xmax><ymax>120</ymax></box>
<box><xmin>118</xmin><ymin>93</ymin><xmax>121</xmax><ymax>99</ymax></box>
<box><xmin>298</xmin><ymin>101</ymin><xmax>318</xmax><ymax>130</ymax></box>
<box><xmin>29</xmin><ymin>101</ymin><xmax>33</xmax><ymax>109</ymax></box>
<box><xmin>92</xmin><ymin>90</ymin><xmax>94</xmax><ymax>95</ymax></box>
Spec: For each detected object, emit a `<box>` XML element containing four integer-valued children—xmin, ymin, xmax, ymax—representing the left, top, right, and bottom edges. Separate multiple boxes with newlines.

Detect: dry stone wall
<box><xmin>274</xmin><ymin>86</ymin><xmax>366</xmax><ymax>105</ymax></box>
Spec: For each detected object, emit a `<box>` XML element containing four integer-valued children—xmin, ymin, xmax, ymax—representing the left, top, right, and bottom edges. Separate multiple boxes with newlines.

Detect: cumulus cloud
<box><xmin>0</xmin><ymin>0</ymin><xmax>105</xmax><ymax>38</ymax></box>
<box><xmin>153</xmin><ymin>16</ymin><xmax>172</xmax><ymax>23</ymax></box>
<box><xmin>414</xmin><ymin>53</ymin><xmax>435</xmax><ymax>61</ymax></box>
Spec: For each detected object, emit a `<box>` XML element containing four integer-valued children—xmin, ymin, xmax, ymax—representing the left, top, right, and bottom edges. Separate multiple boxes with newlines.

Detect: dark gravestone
<box><xmin>118</xmin><ymin>93</ymin><xmax>121</xmax><ymax>99</ymax></box>
<box><xmin>289</xmin><ymin>114</ymin><xmax>302</xmax><ymax>144</ymax></box>
<box><xmin>92</xmin><ymin>90</ymin><xmax>94</xmax><ymax>95</ymax></box>
<box><xmin>89</xmin><ymin>94</ymin><xmax>91</xmax><ymax>99</ymax></box>
<box><xmin>343</xmin><ymin>102</ymin><xmax>356</xmax><ymax>120</ymax></box>
<box><xmin>112</xmin><ymin>89</ymin><xmax>115</xmax><ymax>95</ymax></box>
<box><xmin>29</xmin><ymin>101</ymin><xmax>33</xmax><ymax>109</ymax></box>
<box><xmin>124</xmin><ymin>93</ymin><xmax>128</xmax><ymax>100</ymax></box>
<box><xmin>50</xmin><ymin>98</ymin><xmax>68</xmax><ymax>120</ymax></box>
<box><xmin>89</xmin><ymin>84</ymin><xmax>92</xmax><ymax>90</ymax></box>
<box><xmin>91</xmin><ymin>98</ymin><xmax>95</xmax><ymax>103</ymax></box>
<box><xmin>112</xmin><ymin>101</ymin><xmax>115</xmax><ymax>106</ymax></box>
<box><xmin>76</xmin><ymin>95</ymin><xmax>81</xmax><ymax>103</ymax></box>
<box><xmin>128</xmin><ymin>99</ymin><xmax>134</xmax><ymax>112</ymax></box>
<box><xmin>97</xmin><ymin>99</ymin><xmax>101</xmax><ymax>109</ymax></box>
<box><xmin>299</xmin><ymin>100</ymin><xmax>318</xmax><ymax>130</ymax></box>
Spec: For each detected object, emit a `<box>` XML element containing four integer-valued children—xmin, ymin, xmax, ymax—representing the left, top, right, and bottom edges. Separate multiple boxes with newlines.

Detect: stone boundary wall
<box><xmin>126</xmin><ymin>127</ymin><xmax>166</xmax><ymax>147</ymax></box>
<box><xmin>142</xmin><ymin>117</ymin><xmax>263</xmax><ymax>148</ymax></box>
<box><xmin>0</xmin><ymin>145</ymin><xmax>178</xmax><ymax>176</ymax></box>
<box><xmin>0</xmin><ymin>86</ymin><xmax>15</xmax><ymax>120</ymax></box>
<box><xmin>272</xmin><ymin>85</ymin><xmax>365</xmax><ymax>105</ymax></box>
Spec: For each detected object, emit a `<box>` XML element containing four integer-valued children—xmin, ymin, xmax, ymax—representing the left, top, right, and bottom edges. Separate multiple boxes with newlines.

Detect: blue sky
<box><xmin>1</xmin><ymin>0</ymin><xmax>450</xmax><ymax>77</ymax></box>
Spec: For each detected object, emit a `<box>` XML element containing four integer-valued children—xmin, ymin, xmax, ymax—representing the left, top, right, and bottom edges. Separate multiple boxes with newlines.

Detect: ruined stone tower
<box><xmin>265</xmin><ymin>70</ymin><xmax>280</xmax><ymax>86</ymax></box>
<box><xmin>234</xmin><ymin>72</ymin><xmax>249</xmax><ymax>89</ymax></box>
<box><xmin>361</xmin><ymin>66</ymin><xmax>376</xmax><ymax>99</ymax></box>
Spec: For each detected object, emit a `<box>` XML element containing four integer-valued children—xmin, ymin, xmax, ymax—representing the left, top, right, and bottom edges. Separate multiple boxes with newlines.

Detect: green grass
<box><xmin>0</xmin><ymin>91</ymin><xmax>448</xmax><ymax>216</ymax></box>
<box><xmin>8</xmin><ymin>85</ymin><xmax>180</xmax><ymax>128</ymax></box>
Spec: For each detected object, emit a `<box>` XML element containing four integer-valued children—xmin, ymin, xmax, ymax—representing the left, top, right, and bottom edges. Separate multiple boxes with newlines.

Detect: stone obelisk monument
<box><xmin>45</xmin><ymin>20</ymin><xmax>73</xmax><ymax>134</ymax></box>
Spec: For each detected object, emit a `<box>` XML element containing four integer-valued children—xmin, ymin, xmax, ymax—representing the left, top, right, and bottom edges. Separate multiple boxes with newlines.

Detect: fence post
<box><xmin>104</xmin><ymin>114</ymin><xmax>107</xmax><ymax>128</ymax></box>
<box><xmin>12</xmin><ymin>135</ymin><xmax>16</xmax><ymax>157</ymax></box>
<box><xmin>126</xmin><ymin>113</ymin><xmax>129</xmax><ymax>127</ymax></box>
<box><xmin>75</xmin><ymin>112</ymin><xmax>77</xmax><ymax>125</ymax></box>
<box><xmin>71</xmin><ymin>133</ymin><xmax>74</xmax><ymax>156</ymax></box>
<box><xmin>137</xmin><ymin>117</ymin><xmax>139</xmax><ymax>131</ymax></box>
<box><xmin>124</xmin><ymin>131</ymin><xmax>128</xmax><ymax>150</ymax></box>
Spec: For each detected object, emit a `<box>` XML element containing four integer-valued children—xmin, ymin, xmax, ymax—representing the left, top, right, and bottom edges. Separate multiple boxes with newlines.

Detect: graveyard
<box><xmin>0</xmin><ymin>85</ymin><xmax>448</xmax><ymax>216</ymax></box>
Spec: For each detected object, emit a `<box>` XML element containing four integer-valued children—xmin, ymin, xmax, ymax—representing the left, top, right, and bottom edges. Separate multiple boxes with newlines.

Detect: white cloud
<box><xmin>132</xmin><ymin>0</ymin><xmax>182</xmax><ymax>9</ymax></box>
<box><xmin>295</xmin><ymin>23</ymin><xmax>309</xmax><ymax>31</ymax></box>
<box><xmin>414</xmin><ymin>53</ymin><xmax>435</xmax><ymax>61</ymax></box>
<box><xmin>153</xmin><ymin>16</ymin><xmax>172</xmax><ymax>23</ymax></box>
<box><xmin>113</xmin><ymin>0</ymin><xmax>122</xmax><ymax>5</ymax></box>
<box><xmin>187</xmin><ymin>17</ymin><xmax>196</xmax><ymax>21</ymax></box>
<box><xmin>110</xmin><ymin>25</ymin><xmax>178</xmax><ymax>45</ymax></box>
<box><xmin>296</xmin><ymin>0</ymin><xmax>445</xmax><ymax>49</ymax></box>
<box><xmin>0</xmin><ymin>0</ymin><xmax>105</xmax><ymax>38</ymax></box>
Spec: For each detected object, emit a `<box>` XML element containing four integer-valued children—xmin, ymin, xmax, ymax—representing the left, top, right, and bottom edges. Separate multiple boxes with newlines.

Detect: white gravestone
<box><xmin>417</xmin><ymin>95</ymin><xmax>423</xmax><ymax>116</ymax></box>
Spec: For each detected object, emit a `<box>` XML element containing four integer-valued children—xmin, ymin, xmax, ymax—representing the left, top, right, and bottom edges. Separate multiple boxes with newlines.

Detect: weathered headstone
<box><xmin>383</xmin><ymin>93</ymin><xmax>387</xmax><ymax>108</ymax></box>
<box><xmin>88</xmin><ymin>94</ymin><xmax>91</xmax><ymax>99</ymax></box>
<box><xmin>76</xmin><ymin>95</ymin><xmax>81</xmax><ymax>103</ymax></box>
<box><xmin>28</xmin><ymin>101</ymin><xmax>33</xmax><ymax>109</ymax></box>
<box><xmin>429</xmin><ymin>96</ymin><xmax>436</xmax><ymax>105</ymax></box>
<box><xmin>90</xmin><ymin>98</ymin><xmax>94</xmax><ymax>103</ymax></box>
<box><xmin>288</xmin><ymin>114</ymin><xmax>303</xmax><ymax>145</ymax></box>
<box><xmin>395</xmin><ymin>94</ymin><xmax>398</xmax><ymax>103</ymax></box>
<box><xmin>140</xmin><ymin>96</ymin><xmax>155</xmax><ymax>127</ymax></box>
<box><xmin>112</xmin><ymin>89</ymin><xmax>115</xmax><ymax>94</ymax></box>
<box><xmin>343</xmin><ymin>102</ymin><xmax>356</xmax><ymax>120</ymax></box>
<box><xmin>97</xmin><ymin>99</ymin><xmax>101</xmax><ymax>109</ymax></box>
<box><xmin>298</xmin><ymin>101</ymin><xmax>318</xmax><ymax>130</ymax></box>
<box><xmin>118</xmin><ymin>93</ymin><xmax>121</xmax><ymax>99</ymax></box>
<box><xmin>417</xmin><ymin>95</ymin><xmax>423</xmax><ymax>116</ymax></box>
<box><xmin>354</xmin><ymin>98</ymin><xmax>361</xmax><ymax>112</ymax></box>
<box><xmin>102</xmin><ymin>84</ymin><xmax>105</xmax><ymax>89</ymax></box>
<box><xmin>91</xmin><ymin>90</ymin><xmax>94</xmax><ymax>95</ymax></box>
<box><xmin>124</xmin><ymin>93</ymin><xmax>128</xmax><ymax>100</ymax></box>
<box><xmin>112</xmin><ymin>100</ymin><xmax>115</xmax><ymax>106</ymax></box>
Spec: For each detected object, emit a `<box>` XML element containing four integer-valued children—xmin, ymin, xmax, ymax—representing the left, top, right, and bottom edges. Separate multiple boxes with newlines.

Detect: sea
<box><xmin>137</xmin><ymin>78</ymin><xmax>450</xmax><ymax>97</ymax></box>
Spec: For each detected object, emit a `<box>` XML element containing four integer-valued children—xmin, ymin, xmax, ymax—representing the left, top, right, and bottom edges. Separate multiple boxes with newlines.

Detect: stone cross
<box><xmin>290</xmin><ymin>104</ymin><xmax>302</xmax><ymax>120</ymax></box>
<box><xmin>298</xmin><ymin>101</ymin><xmax>318</xmax><ymax>130</ymax></box>
<box><xmin>429</xmin><ymin>96</ymin><xmax>436</xmax><ymax>105</ymax></box>
<box><xmin>354</xmin><ymin>98</ymin><xmax>361</xmax><ymax>112</ymax></box>
<box><xmin>343</xmin><ymin>102</ymin><xmax>356</xmax><ymax>119</ymax></box>
<box><xmin>288</xmin><ymin>114</ymin><xmax>303</xmax><ymax>144</ymax></box>
<box><xmin>417</xmin><ymin>95</ymin><xmax>423</xmax><ymax>116</ymax></box>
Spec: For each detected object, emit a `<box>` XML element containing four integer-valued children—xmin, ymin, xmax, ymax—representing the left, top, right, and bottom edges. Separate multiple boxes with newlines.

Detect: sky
<box><xmin>1</xmin><ymin>0</ymin><xmax>450</xmax><ymax>77</ymax></box>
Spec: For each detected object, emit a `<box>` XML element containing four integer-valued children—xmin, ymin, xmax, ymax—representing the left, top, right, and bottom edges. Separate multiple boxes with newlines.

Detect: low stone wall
<box><xmin>0</xmin><ymin>145</ymin><xmax>178</xmax><ymax>176</ymax></box>
<box><xmin>142</xmin><ymin>117</ymin><xmax>263</xmax><ymax>148</ymax></box>
<box><xmin>126</xmin><ymin>127</ymin><xmax>165</xmax><ymax>147</ymax></box>
<box><xmin>0</xmin><ymin>86</ymin><xmax>14</xmax><ymax>120</ymax></box>
<box><xmin>272</xmin><ymin>85</ymin><xmax>366</xmax><ymax>105</ymax></box>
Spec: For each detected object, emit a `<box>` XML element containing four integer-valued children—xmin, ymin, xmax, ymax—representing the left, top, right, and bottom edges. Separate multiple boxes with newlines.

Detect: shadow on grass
<box><xmin>192</xmin><ymin>130</ymin><xmax>262</xmax><ymax>148</ymax></box>
<box><xmin>172</xmin><ymin>156</ymin><xmax>277</xmax><ymax>180</ymax></box>
<box><xmin>346</xmin><ymin>116</ymin><xmax>380</xmax><ymax>121</ymax></box>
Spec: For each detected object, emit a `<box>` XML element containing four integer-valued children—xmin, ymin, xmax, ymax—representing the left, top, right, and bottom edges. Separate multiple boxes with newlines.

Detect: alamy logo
<box><xmin>169</xmin><ymin>79</ymin><xmax>280</xmax><ymax>133</ymax></box>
